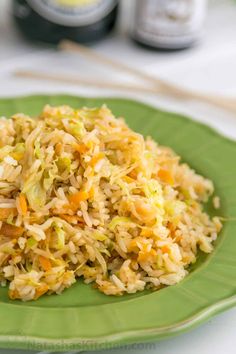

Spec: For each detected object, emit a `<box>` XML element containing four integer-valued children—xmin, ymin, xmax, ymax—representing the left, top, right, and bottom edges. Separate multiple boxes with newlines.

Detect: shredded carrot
<box><xmin>123</xmin><ymin>175</ymin><xmax>134</xmax><ymax>183</ymax></box>
<box><xmin>68</xmin><ymin>190</ymin><xmax>89</xmax><ymax>209</ymax></box>
<box><xmin>157</xmin><ymin>169</ymin><xmax>175</xmax><ymax>185</ymax></box>
<box><xmin>0</xmin><ymin>223</ymin><xmax>24</xmax><ymax>238</ymax></box>
<box><xmin>34</xmin><ymin>284</ymin><xmax>49</xmax><ymax>300</ymax></box>
<box><xmin>74</xmin><ymin>143</ymin><xmax>87</xmax><ymax>154</ymax></box>
<box><xmin>162</xmin><ymin>246</ymin><xmax>170</xmax><ymax>254</ymax></box>
<box><xmin>134</xmin><ymin>200</ymin><xmax>156</xmax><ymax>219</ymax></box>
<box><xmin>128</xmin><ymin>170</ymin><xmax>137</xmax><ymax>179</ymax></box>
<box><xmin>128</xmin><ymin>239</ymin><xmax>140</xmax><ymax>253</ymax></box>
<box><xmin>128</xmin><ymin>237</ymin><xmax>150</xmax><ymax>253</ymax></box>
<box><xmin>39</xmin><ymin>256</ymin><xmax>52</xmax><ymax>272</ymax></box>
<box><xmin>9</xmin><ymin>289</ymin><xmax>20</xmax><ymax>300</ymax></box>
<box><xmin>167</xmin><ymin>222</ymin><xmax>177</xmax><ymax>237</ymax></box>
<box><xmin>55</xmin><ymin>142</ymin><xmax>63</xmax><ymax>155</ymax></box>
<box><xmin>138</xmin><ymin>249</ymin><xmax>156</xmax><ymax>262</ymax></box>
<box><xmin>175</xmin><ymin>236</ymin><xmax>181</xmax><ymax>243</ymax></box>
<box><xmin>18</xmin><ymin>193</ymin><xmax>28</xmax><ymax>216</ymax></box>
<box><xmin>0</xmin><ymin>208</ymin><xmax>17</xmax><ymax>221</ymax></box>
<box><xmin>59</xmin><ymin>214</ymin><xmax>73</xmax><ymax>223</ymax></box>
<box><xmin>140</xmin><ymin>229</ymin><xmax>153</xmax><ymax>237</ymax></box>
<box><xmin>89</xmin><ymin>152</ymin><xmax>104</xmax><ymax>167</ymax></box>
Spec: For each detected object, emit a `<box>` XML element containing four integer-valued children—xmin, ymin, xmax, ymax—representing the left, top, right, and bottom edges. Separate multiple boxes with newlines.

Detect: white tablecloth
<box><xmin>0</xmin><ymin>0</ymin><xmax>236</xmax><ymax>353</ymax></box>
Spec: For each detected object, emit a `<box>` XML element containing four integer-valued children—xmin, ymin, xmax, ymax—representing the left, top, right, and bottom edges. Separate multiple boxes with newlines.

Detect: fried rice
<box><xmin>0</xmin><ymin>104</ymin><xmax>222</xmax><ymax>301</ymax></box>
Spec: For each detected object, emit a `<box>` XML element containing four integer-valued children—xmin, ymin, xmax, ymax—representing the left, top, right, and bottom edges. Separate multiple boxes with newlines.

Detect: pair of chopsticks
<box><xmin>14</xmin><ymin>40</ymin><xmax>236</xmax><ymax>114</ymax></box>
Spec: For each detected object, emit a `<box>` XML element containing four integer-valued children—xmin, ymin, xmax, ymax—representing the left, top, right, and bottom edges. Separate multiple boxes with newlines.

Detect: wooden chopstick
<box><xmin>59</xmin><ymin>40</ymin><xmax>177</xmax><ymax>93</ymax></box>
<box><xmin>14</xmin><ymin>69</ymin><xmax>236</xmax><ymax>114</ymax></box>
<box><xmin>14</xmin><ymin>70</ymin><xmax>162</xmax><ymax>95</ymax></box>
<box><xmin>59</xmin><ymin>40</ymin><xmax>236</xmax><ymax>114</ymax></box>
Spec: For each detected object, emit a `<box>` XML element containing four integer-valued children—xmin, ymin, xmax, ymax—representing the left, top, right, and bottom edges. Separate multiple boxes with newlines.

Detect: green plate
<box><xmin>0</xmin><ymin>95</ymin><xmax>235</xmax><ymax>351</ymax></box>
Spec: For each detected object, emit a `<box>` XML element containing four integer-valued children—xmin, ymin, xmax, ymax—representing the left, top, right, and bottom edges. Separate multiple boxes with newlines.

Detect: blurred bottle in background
<box><xmin>132</xmin><ymin>0</ymin><xmax>207</xmax><ymax>50</ymax></box>
<box><xmin>12</xmin><ymin>0</ymin><xmax>119</xmax><ymax>44</ymax></box>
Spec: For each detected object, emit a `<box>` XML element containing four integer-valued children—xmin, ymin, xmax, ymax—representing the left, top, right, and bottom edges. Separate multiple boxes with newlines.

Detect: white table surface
<box><xmin>0</xmin><ymin>0</ymin><xmax>236</xmax><ymax>353</ymax></box>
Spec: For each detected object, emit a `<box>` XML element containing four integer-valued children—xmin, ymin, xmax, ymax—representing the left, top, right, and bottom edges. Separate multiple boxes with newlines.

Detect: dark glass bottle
<box><xmin>12</xmin><ymin>0</ymin><xmax>119</xmax><ymax>44</ymax></box>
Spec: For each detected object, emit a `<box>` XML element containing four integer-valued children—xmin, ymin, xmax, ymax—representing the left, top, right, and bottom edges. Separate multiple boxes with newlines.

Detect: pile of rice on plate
<box><xmin>0</xmin><ymin>104</ymin><xmax>222</xmax><ymax>301</ymax></box>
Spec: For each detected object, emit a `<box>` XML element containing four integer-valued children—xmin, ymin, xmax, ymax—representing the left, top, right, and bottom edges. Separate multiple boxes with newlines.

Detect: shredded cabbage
<box><xmin>25</xmin><ymin>181</ymin><xmax>46</xmax><ymax>211</ymax></box>
<box><xmin>34</xmin><ymin>140</ymin><xmax>43</xmax><ymax>159</ymax></box>
<box><xmin>109</xmin><ymin>217</ymin><xmax>133</xmax><ymax>231</ymax></box>
<box><xmin>56</xmin><ymin>157</ymin><xmax>71</xmax><ymax>172</ymax></box>
<box><xmin>54</xmin><ymin>224</ymin><xmax>65</xmax><ymax>250</ymax></box>
<box><xmin>11</xmin><ymin>143</ymin><xmax>25</xmax><ymax>161</ymax></box>
<box><xmin>91</xmin><ymin>231</ymin><xmax>107</xmax><ymax>241</ymax></box>
<box><xmin>165</xmin><ymin>200</ymin><xmax>186</xmax><ymax>217</ymax></box>
<box><xmin>43</xmin><ymin>164</ymin><xmax>58</xmax><ymax>191</ymax></box>
<box><xmin>27</xmin><ymin>237</ymin><xmax>37</xmax><ymax>248</ymax></box>
<box><xmin>67</xmin><ymin>120</ymin><xmax>85</xmax><ymax>139</ymax></box>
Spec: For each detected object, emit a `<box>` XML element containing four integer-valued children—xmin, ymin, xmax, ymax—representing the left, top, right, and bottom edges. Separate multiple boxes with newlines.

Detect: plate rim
<box><xmin>0</xmin><ymin>295</ymin><xmax>235</xmax><ymax>350</ymax></box>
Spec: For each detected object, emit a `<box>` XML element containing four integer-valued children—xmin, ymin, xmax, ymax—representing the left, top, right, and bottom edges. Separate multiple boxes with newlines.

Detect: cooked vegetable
<box><xmin>0</xmin><ymin>223</ymin><xmax>24</xmax><ymax>238</ymax></box>
<box><xmin>18</xmin><ymin>194</ymin><xmax>28</xmax><ymax>216</ymax></box>
<box><xmin>39</xmin><ymin>256</ymin><xmax>52</xmax><ymax>272</ymax></box>
<box><xmin>158</xmin><ymin>169</ymin><xmax>175</xmax><ymax>185</ymax></box>
<box><xmin>0</xmin><ymin>104</ymin><xmax>221</xmax><ymax>301</ymax></box>
<box><xmin>68</xmin><ymin>190</ymin><xmax>89</xmax><ymax>209</ymax></box>
<box><xmin>0</xmin><ymin>208</ymin><xmax>17</xmax><ymax>221</ymax></box>
<box><xmin>109</xmin><ymin>217</ymin><xmax>133</xmax><ymax>231</ymax></box>
<box><xmin>25</xmin><ymin>182</ymin><xmax>46</xmax><ymax>211</ymax></box>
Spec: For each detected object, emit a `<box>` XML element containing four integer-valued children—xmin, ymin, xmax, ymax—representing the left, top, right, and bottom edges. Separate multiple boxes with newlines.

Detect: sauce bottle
<box><xmin>132</xmin><ymin>0</ymin><xmax>207</xmax><ymax>50</ymax></box>
<box><xmin>12</xmin><ymin>0</ymin><xmax>119</xmax><ymax>44</ymax></box>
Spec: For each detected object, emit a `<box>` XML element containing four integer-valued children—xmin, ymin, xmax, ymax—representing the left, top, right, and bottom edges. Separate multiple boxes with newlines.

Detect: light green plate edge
<box><xmin>0</xmin><ymin>95</ymin><xmax>235</xmax><ymax>351</ymax></box>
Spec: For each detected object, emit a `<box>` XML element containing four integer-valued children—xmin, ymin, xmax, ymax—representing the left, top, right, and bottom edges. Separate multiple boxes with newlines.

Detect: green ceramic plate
<box><xmin>0</xmin><ymin>95</ymin><xmax>235</xmax><ymax>351</ymax></box>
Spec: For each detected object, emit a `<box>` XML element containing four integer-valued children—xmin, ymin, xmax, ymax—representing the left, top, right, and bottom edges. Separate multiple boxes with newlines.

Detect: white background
<box><xmin>0</xmin><ymin>0</ymin><xmax>236</xmax><ymax>353</ymax></box>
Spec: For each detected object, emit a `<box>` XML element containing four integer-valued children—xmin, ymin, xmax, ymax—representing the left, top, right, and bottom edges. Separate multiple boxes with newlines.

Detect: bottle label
<box><xmin>27</xmin><ymin>0</ymin><xmax>117</xmax><ymax>26</ymax></box>
<box><xmin>133</xmin><ymin>0</ymin><xmax>207</xmax><ymax>49</ymax></box>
